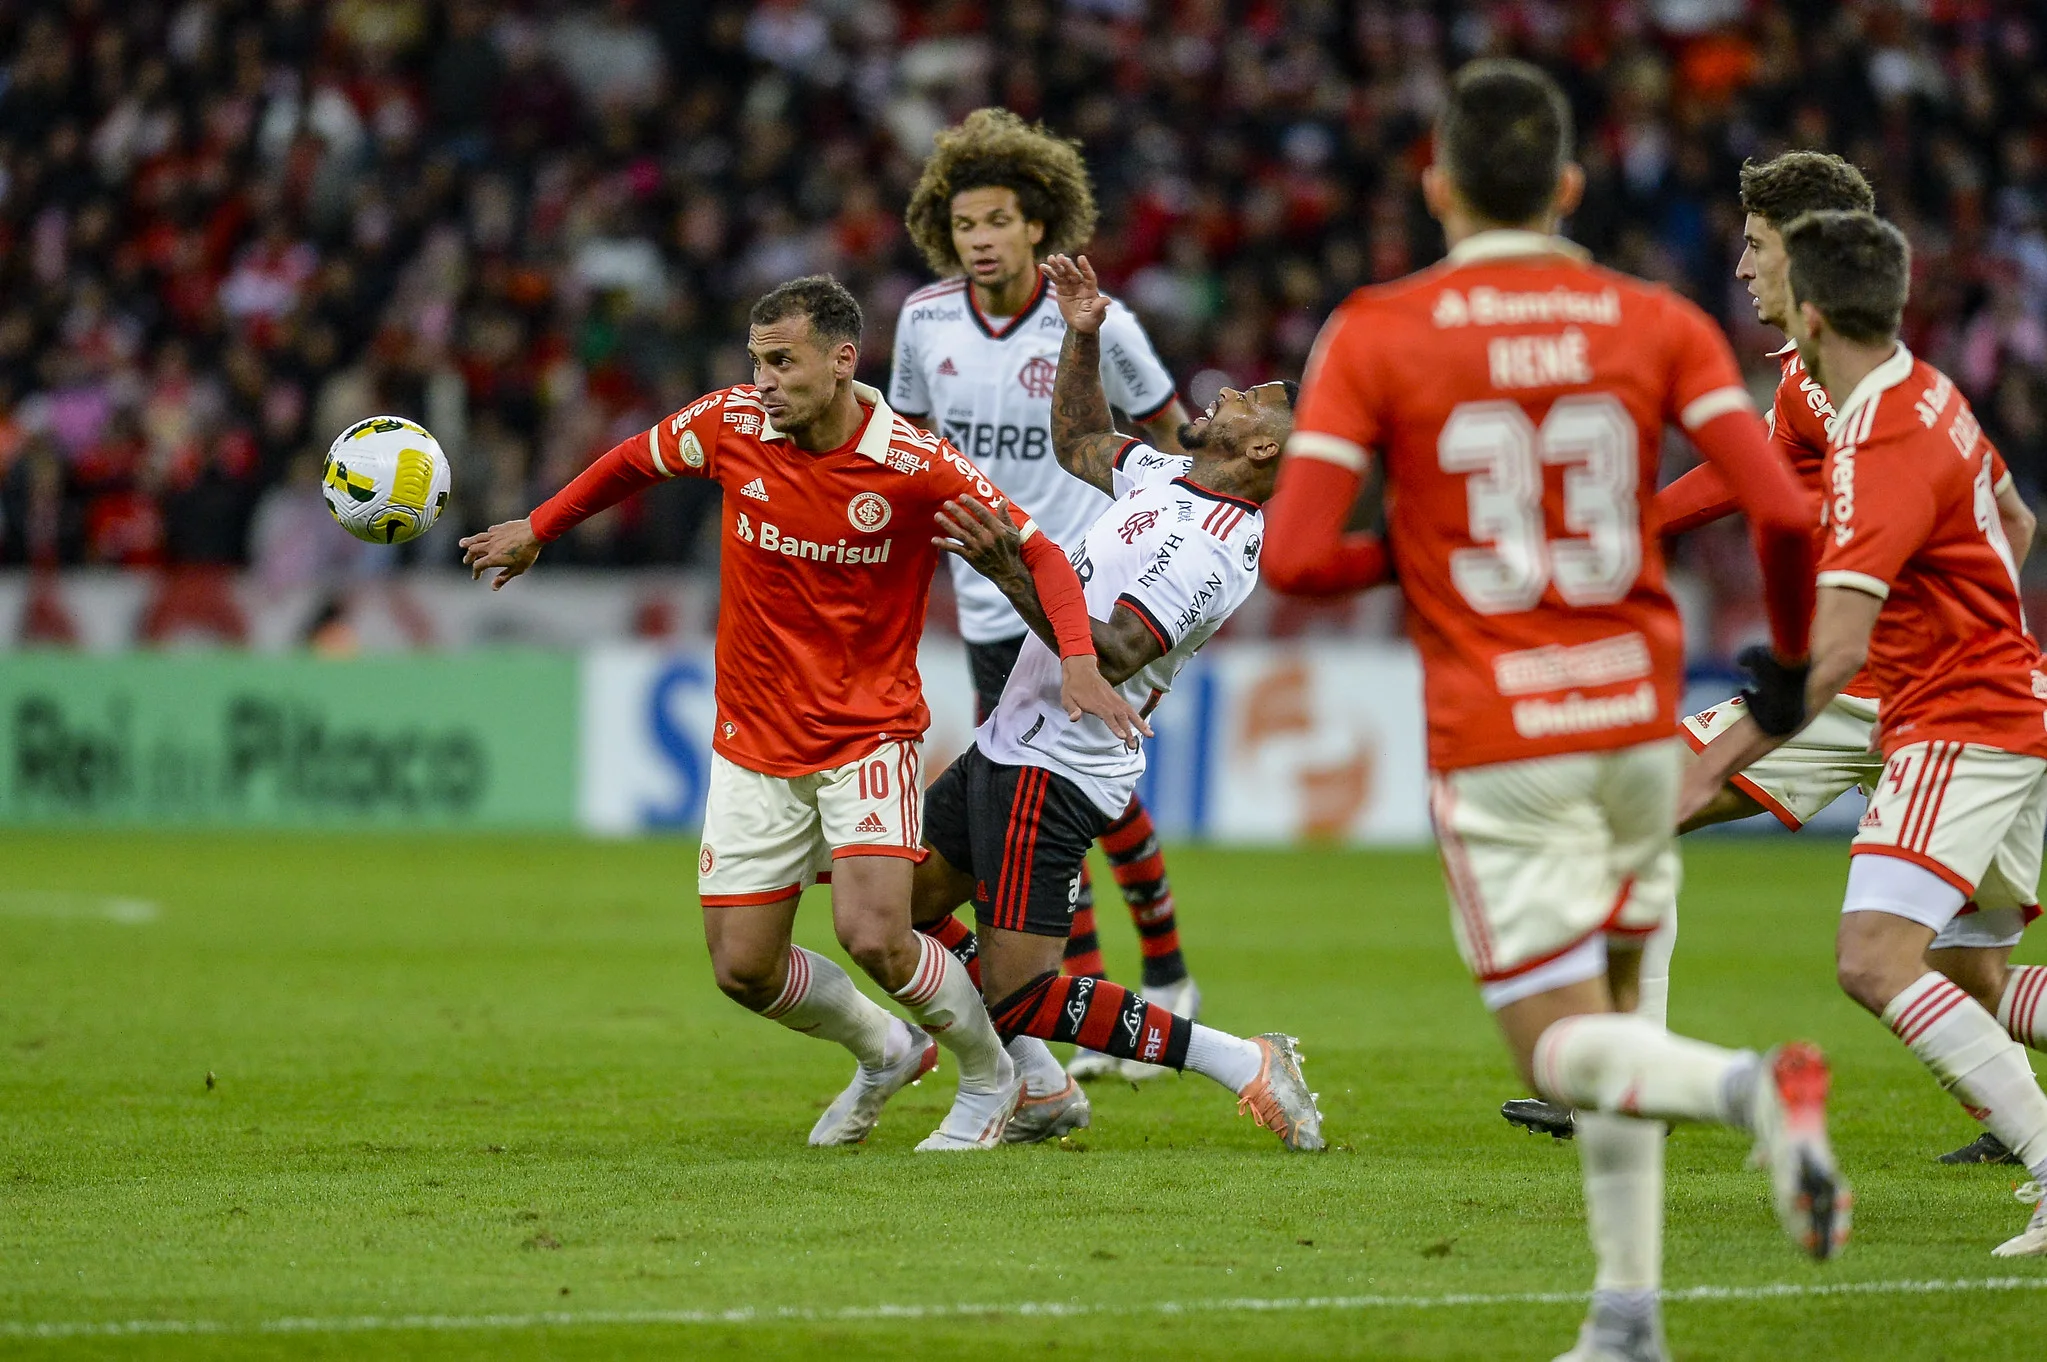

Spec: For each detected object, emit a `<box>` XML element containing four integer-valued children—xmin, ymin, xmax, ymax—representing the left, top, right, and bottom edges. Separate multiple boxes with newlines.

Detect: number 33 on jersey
<box><xmin>1285</xmin><ymin>233</ymin><xmax>1797</xmax><ymax>773</ymax></box>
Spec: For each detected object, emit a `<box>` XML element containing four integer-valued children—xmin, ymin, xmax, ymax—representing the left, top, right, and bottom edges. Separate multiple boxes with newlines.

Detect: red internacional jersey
<box><xmin>1653</xmin><ymin>344</ymin><xmax>2009</xmax><ymax>702</ymax></box>
<box><xmin>1814</xmin><ymin>346</ymin><xmax>2047</xmax><ymax>759</ymax></box>
<box><xmin>531</xmin><ymin>382</ymin><xmax>1071</xmax><ymax>777</ymax></box>
<box><xmin>1274</xmin><ymin>232</ymin><xmax>1814</xmax><ymax>772</ymax></box>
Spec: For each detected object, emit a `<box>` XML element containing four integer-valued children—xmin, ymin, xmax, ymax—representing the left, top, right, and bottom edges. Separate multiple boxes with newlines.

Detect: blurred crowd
<box><xmin>1</xmin><ymin>0</ymin><xmax>2045</xmax><ymax>620</ymax></box>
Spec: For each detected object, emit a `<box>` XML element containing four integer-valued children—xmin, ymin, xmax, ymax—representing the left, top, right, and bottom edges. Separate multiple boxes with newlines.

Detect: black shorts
<box><xmin>966</xmin><ymin>634</ymin><xmax>1028</xmax><ymax>724</ymax></box>
<box><xmin>924</xmin><ymin>745</ymin><xmax>1109</xmax><ymax>937</ymax></box>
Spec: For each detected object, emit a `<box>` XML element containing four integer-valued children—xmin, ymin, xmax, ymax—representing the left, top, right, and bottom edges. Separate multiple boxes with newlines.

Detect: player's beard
<box><xmin>1178</xmin><ymin>421</ymin><xmax>1210</xmax><ymax>450</ymax></box>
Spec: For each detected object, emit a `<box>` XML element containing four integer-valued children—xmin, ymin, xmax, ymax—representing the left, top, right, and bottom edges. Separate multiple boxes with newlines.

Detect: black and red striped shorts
<box><xmin>923</xmin><ymin>744</ymin><xmax>1110</xmax><ymax>937</ymax></box>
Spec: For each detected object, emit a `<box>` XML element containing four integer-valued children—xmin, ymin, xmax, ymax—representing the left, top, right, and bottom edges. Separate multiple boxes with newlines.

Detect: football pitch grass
<box><xmin>3</xmin><ymin>832</ymin><xmax>2043</xmax><ymax>1360</ymax></box>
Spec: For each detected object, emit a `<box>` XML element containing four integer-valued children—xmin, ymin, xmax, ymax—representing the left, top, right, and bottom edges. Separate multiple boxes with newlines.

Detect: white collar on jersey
<box><xmin>1831</xmin><ymin>341</ymin><xmax>1914</xmax><ymax>431</ymax></box>
<box><xmin>758</xmin><ymin>380</ymin><xmax>899</xmax><ymax>465</ymax></box>
<box><xmin>1444</xmin><ymin>229</ymin><xmax>1590</xmax><ymax>265</ymax></box>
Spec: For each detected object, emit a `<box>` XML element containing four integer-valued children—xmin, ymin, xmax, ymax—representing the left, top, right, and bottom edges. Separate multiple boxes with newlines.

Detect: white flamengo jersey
<box><xmin>888</xmin><ymin>273</ymin><xmax>1179</xmax><ymax>643</ymax></box>
<box><xmin>978</xmin><ymin>442</ymin><xmax>1262</xmax><ymax>815</ymax></box>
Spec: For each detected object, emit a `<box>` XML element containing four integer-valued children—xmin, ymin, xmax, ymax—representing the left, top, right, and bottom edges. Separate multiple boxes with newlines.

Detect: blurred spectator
<box><xmin>0</xmin><ymin>0</ymin><xmax>2041</xmax><ymax>652</ymax></box>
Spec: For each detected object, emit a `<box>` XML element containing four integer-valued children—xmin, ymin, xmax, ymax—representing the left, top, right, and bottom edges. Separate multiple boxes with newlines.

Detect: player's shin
<box><xmin>1633</xmin><ymin>908</ymin><xmax>1677</xmax><ymax>1030</ymax></box>
<box><xmin>760</xmin><ymin>946</ymin><xmax>893</xmax><ymax>1068</ymax></box>
<box><xmin>1575</xmin><ymin>1111</ymin><xmax>1667</xmax><ymax>1352</ymax></box>
<box><xmin>990</xmin><ymin>970</ymin><xmax>1191</xmax><ymax>1071</ymax></box>
<box><xmin>1101</xmin><ymin>798</ymin><xmax>1187</xmax><ymax>989</ymax></box>
<box><xmin>893</xmin><ymin>934</ymin><xmax>1009</xmax><ymax>1091</ymax></box>
<box><xmin>1533</xmin><ymin>1012</ymin><xmax>1757</xmax><ymax>1126</ymax></box>
<box><xmin>1885</xmin><ymin>971</ymin><xmax>2047</xmax><ymax>1178</ymax></box>
<box><xmin>1998</xmin><ymin>965</ymin><xmax>2047</xmax><ymax>1051</ymax></box>
<box><xmin>916</xmin><ymin>913</ymin><xmax>982</xmax><ymax>989</ymax></box>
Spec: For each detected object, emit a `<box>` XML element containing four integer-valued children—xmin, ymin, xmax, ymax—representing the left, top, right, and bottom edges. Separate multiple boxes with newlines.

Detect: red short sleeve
<box><xmin>647</xmin><ymin>389</ymin><xmax>734</xmax><ymax>480</ymax></box>
<box><xmin>1290</xmin><ymin>302</ymin><xmax>1382</xmax><ymax>469</ymax></box>
<box><xmin>1661</xmin><ymin>294</ymin><xmax>1750</xmax><ymax>431</ymax></box>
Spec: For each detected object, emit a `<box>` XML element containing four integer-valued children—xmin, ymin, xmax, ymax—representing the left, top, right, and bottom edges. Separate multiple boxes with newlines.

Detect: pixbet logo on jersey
<box><xmin>734</xmin><ymin>512</ymin><xmax>893</xmax><ymax>564</ymax></box>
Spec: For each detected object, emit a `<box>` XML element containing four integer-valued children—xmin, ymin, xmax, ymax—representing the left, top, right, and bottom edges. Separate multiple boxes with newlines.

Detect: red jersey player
<box><xmin>1685</xmin><ymin>212</ymin><xmax>2047</xmax><ymax>1259</ymax></box>
<box><xmin>1263</xmin><ymin>61</ymin><xmax>1842</xmax><ymax>1360</ymax></box>
<box><xmin>1507</xmin><ymin>154</ymin><xmax>2039</xmax><ymax>1162</ymax></box>
<box><xmin>460</xmin><ymin>276</ymin><xmax>1145</xmax><ymax>1152</ymax></box>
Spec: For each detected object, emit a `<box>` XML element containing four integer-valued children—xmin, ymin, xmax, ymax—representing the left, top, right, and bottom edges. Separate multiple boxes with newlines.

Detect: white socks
<box><xmin>760</xmin><ymin>945</ymin><xmax>892</xmax><ymax>1069</ymax></box>
<box><xmin>1533</xmin><ymin>1012</ymin><xmax>1752</xmax><ymax>1126</ymax></box>
<box><xmin>1634</xmin><ymin>912</ymin><xmax>1676</xmax><ymax>1028</ymax></box>
<box><xmin>2000</xmin><ymin>965</ymin><xmax>2047</xmax><ymax>1050</ymax></box>
<box><xmin>1007</xmin><ymin>1035</ymin><xmax>1068</xmax><ymax>1097</ymax></box>
<box><xmin>1886</xmin><ymin>971</ymin><xmax>2047</xmax><ymax>1177</ymax></box>
<box><xmin>1578</xmin><ymin>1111</ymin><xmax>1664</xmax><ymax>1292</ymax></box>
<box><xmin>893</xmin><ymin>935</ymin><xmax>1008</xmax><ymax>1091</ymax></box>
<box><xmin>1185</xmin><ymin>1024</ymin><xmax>1264</xmax><ymax>1093</ymax></box>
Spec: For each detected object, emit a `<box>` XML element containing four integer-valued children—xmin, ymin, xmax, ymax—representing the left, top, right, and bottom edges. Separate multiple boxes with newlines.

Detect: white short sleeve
<box><xmin>1098</xmin><ymin>301</ymin><xmax>1178</xmax><ymax>424</ymax></box>
<box><xmin>1115</xmin><ymin>521</ymin><xmax>1253</xmax><ymax>653</ymax></box>
<box><xmin>887</xmin><ymin>310</ymin><xmax>930</xmax><ymax>417</ymax></box>
<box><xmin>1109</xmin><ymin>440</ymin><xmax>1191</xmax><ymax>499</ymax></box>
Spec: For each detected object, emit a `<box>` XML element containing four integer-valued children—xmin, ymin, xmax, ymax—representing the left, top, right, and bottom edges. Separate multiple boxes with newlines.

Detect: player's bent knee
<box><xmin>710</xmin><ymin>956</ymin><xmax>783</xmax><ymax>1011</ymax></box>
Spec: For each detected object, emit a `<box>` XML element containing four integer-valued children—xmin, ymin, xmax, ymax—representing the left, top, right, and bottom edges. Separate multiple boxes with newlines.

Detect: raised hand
<box><xmin>1042</xmin><ymin>254</ymin><xmax>1109</xmax><ymax>335</ymax></box>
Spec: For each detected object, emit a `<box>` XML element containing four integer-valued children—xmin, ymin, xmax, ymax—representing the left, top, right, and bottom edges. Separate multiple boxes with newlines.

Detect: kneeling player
<box><xmin>906</xmin><ymin>257</ymin><xmax>1323</xmax><ymax>1149</ymax></box>
<box><xmin>1688</xmin><ymin>212</ymin><xmax>2047</xmax><ymax>1256</ymax></box>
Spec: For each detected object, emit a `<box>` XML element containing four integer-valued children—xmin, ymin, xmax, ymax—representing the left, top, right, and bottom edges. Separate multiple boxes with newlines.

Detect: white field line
<box><xmin>4</xmin><ymin>1276</ymin><xmax>2046</xmax><ymax>1340</ymax></box>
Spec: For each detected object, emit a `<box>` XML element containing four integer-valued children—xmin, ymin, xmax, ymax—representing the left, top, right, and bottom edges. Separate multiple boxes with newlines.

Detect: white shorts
<box><xmin>1431</xmin><ymin>738</ymin><xmax>1681</xmax><ymax>997</ymax></box>
<box><xmin>1682</xmin><ymin>692</ymin><xmax>1882</xmax><ymax>829</ymax></box>
<box><xmin>697</xmin><ymin>741</ymin><xmax>924</xmax><ymax>906</ymax></box>
<box><xmin>1852</xmin><ymin>740</ymin><xmax>2047</xmax><ymax>926</ymax></box>
<box><xmin>1843</xmin><ymin>856</ymin><xmax>2033</xmax><ymax>950</ymax></box>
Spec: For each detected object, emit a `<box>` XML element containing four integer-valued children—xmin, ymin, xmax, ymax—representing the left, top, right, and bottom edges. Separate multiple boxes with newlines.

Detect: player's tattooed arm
<box><xmin>1044</xmin><ymin>254</ymin><xmax>1123</xmax><ymax>495</ymax></box>
<box><xmin>934</xmin><ymin>496</ymin><xmax>1153</xmax><ymax>743</ymax></box>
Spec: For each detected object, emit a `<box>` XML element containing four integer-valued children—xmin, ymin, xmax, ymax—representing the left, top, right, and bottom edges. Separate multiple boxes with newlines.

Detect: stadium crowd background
<box><xmin>2</xmin><ymin>0</ymin><xmax>2045</xmax><ymax>645</ymax></box>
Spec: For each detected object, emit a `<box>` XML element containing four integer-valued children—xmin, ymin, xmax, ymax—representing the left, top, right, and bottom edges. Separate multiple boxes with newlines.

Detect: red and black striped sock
<box><xmin>1102</xmin><ymin>797</ymin><xmax>1185</xmax><ymax>989</ymax></box>
<box><xmin>988</xmin><ymin>969</ymin><xmax>1191</xmax><ymax>1070</ymax></box>
<box><xmin>1061</xmin><ymin>864</ymin><xmax>1107</xmax><ymax>978</ymax></box>
<box><xmin>916</xmin><ymin>913</ymin><xmax>981</xmax><ymax>990</ymax></box>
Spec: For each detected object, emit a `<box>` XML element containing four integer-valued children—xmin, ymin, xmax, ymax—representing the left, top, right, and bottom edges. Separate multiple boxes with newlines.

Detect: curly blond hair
<box><xmin>904</xmin><ymin>108</ymin><xmax>1098</xmax><ymax>276</ymax></box>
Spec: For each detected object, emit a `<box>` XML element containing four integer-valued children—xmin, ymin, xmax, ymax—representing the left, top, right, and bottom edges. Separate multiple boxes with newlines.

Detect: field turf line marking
<box><xmin>6</xmin><ymin>1276</ymin><xmax>2047</xmax><ymax>1338</ymax></box>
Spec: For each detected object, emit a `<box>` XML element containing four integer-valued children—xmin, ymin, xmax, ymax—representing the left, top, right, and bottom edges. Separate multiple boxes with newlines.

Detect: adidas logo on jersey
<box><xmin>741</xmin><ymin>478</ymin><xmax>769</xmax><ymax>501</ymax></box>
<box><xmin>852</xmin><ymin>812</ymin><xmax>887</xmax><ymax>834</ymax></box>
<box><xmin>936</xmin><ymin>357</ymin><xmax>959</xmax><ymax>376</ymax></box>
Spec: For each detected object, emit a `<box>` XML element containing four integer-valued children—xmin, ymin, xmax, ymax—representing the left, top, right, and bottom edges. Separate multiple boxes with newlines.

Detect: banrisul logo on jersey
<box><xmin>847</xmin><ymin>492</ymin><xmax>892</xmax><ymax>533</ymax></box>
<box><xmin>735</xmin><ymin>512</ymin><xmax>893</xmax><ymax>565</ymax></box>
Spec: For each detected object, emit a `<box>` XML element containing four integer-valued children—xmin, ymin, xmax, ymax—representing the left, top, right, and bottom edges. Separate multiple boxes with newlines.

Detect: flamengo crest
<box><xmin>1018</xmin><ymin>356</ymin><xmax>1058</xmax><ymax>397</ymax></box>
<box><xmin>848</xmin><ymin>491</ymin><xmax>892</xmax><ymax>533</ymax></box>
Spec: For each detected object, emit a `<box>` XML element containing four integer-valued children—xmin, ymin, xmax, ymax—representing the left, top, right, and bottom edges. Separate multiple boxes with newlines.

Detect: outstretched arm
<box><xmin>1043</xmin><ymin>254</ymin><xmax>1129</xmax><ymax>495</ymax></box>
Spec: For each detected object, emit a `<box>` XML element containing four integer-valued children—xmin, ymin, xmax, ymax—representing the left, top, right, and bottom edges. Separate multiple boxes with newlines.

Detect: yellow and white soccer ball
<box><xmin>322</xmin><ymin>416</ymin><xmax>452</xmax><ymax>544</ymax></box>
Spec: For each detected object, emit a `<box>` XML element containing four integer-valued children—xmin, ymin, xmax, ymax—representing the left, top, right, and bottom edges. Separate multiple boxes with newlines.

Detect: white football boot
<box><xmin>808</xmin><ymin>1017</ymin><xmax>937</xmax><ymax>1147</ymax></box>
<box><xmin>1746</xmin><ymin>1042</ymin><xmax>1850</xmax><ymax>1259</ymax></box>
<box><xmin>1004</xmin><ymin>1076</ymin><xmax>1092</xmax><ymax>1143</ymax></box>
<box><xmin>916</xmin><ymin>1047</ymin><xmax>1022</xmax><ymax>1151</ymax></box>
<box><xmin>1116</xmin><ymin>975</ymin><xmax>1202</xmax><ymax>1081</ymax></box>
<box><xmin>1065</xmin><ymin>1047</ymin><xmax>1121</xmax><ymax>1081</ymax></box>
<box><xmin>1235</xmin><ymin>1034</ymin><xmax>1324</xmax><ymax>1152</ymax></box>
<box><xmin>1992</xmin><ymin>1182</ymin><xmax>2047</xmax><ymax>1257</ymax></box>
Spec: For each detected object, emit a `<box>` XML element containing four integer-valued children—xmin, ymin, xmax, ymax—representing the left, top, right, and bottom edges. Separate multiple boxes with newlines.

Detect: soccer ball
<box><xmin>322</xmin><ymin>416</ymin><xmax>452</xmax><ymax>545</ymax></box>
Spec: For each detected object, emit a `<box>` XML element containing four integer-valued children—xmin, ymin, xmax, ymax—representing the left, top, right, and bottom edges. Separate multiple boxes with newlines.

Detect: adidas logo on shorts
<box><xmin>853</xmin><ymin>812</ymin><xmax>888</xmax><ymax>834</ymax></box>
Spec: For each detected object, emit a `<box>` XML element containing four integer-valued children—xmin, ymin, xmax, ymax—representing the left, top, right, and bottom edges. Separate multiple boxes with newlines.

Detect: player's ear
<box><xmin>833</xmin><ymin>340</ymin><xmax>858</xmax><ymax>379</ymax></box>
<box><xmin>1552</xmin><ymin>163</ymin><xmax>1585</xmax><ymax>221</ymax></box>
<box><xmin>1420</xmin><ymin>165</ymin><xmax>1453</xmax><ymax>226</ymax></box>
<box><xmin>1796</xmin><ymin>300</ymin><xmax>1825</xmax><ymax>343</ymax></box>
<box><xmin>1027</xmin><ymin>219</ymin><xmax>1045</xmax><ymax>248</ymax></box>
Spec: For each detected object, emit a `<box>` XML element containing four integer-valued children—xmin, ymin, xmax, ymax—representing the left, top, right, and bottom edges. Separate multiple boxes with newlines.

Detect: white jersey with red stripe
<box><xmin>976</xmin><ymin>441</ymin><xmax>1261</xmax><ymax>815</ymax></box>
<box><xmin>888</xmin><ymin>274</ymin><xmax>1179</xmax><ymax>643</ymax></box>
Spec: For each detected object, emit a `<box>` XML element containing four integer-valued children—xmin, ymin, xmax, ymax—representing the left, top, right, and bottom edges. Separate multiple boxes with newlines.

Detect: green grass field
<box><xmin>2</xmin><ymin>832</ymin><xmax>2043</xmax><ymax>1360</ymax></box>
